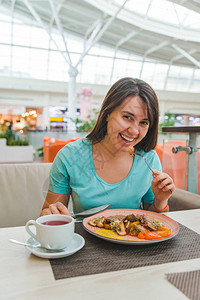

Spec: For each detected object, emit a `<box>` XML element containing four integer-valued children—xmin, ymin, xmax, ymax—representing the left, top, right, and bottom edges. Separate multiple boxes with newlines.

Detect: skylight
<box><xmin>115</xmin><ymin>0</ymin><xmax>200</xmax><ymax>30</ymax></box>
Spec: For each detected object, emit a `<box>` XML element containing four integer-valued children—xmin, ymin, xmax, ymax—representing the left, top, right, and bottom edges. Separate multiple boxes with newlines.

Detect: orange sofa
<box><xmin>43</xmin><ymin>137</ymin><xmax>81</xmax><ymax>163</ymax></box>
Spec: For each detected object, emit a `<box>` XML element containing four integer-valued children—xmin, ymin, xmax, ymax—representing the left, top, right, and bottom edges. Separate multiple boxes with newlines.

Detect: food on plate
<box><xmin>129</xmin><ymin>146</ymin><xmax>135</xmax><ymax>156</ymax></box>
<box><xmin>94</xmin><ymin>228</ymin><xmax>128</xmax><ymax>241</ymax></box>
<box><xmin>88</xmin><ymin>213</ymin><xmax>171</xmax><ymax>240</ymax></box>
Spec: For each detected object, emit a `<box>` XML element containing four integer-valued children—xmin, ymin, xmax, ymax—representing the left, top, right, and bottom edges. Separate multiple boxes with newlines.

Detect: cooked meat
<box><xmin>138</xmin><ymin>214</ymin><xmax>157</xmax><ymax>231</ymax></box>
<box><xmin>124</xmin><ymin>214</ymin><xmax>139</xmax><ymax>222</ymax></box>
<box><xmin>137</xmin><ymin>214</ymin><xmax>146</xmax><ymax>224</ymax></box>
<box><xmin>103</xmin><ymin>215</ymin><xmax>126</xmax><ymax>231</ymax></box>
<box><xmin>106</xmin><ymin>215</ymin><xmax>125</xmax><ymax>222</ymax></box>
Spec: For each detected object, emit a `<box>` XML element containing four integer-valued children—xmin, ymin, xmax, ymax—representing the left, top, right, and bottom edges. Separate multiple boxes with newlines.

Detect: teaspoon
<box><xmin>9</xmin><ymin>239</ymin><xmax>65</xmax><ymax>252</ymax></box>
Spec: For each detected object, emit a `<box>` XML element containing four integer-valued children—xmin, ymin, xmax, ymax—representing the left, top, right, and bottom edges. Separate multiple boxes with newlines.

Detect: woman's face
<box><xmin>105</xmin><ymin>96</ymin><xmax>150</xmax><ymax>153</ymax></box>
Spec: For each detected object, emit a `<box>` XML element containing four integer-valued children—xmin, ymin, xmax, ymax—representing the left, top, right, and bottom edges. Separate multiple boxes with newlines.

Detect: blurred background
<box><xmin>0</xmin><ymin>0</ymin><xmax>200</xmax><ymax>193</ymax></box>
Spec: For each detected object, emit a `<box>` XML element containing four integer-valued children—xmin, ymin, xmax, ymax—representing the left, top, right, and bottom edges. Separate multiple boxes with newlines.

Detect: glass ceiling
<box><xmin>116</xmin><ymin>0</ymin><xmax>200</xmax><ymax>29</ymax></box>
<box><xmin>0</xmin><ymin>2</ymin><xmax>199</xmax><ymax>93</ymax></box>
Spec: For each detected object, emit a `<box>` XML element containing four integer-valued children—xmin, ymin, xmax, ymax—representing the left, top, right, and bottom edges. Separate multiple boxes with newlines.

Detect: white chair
<box><xmin>0</xmin><ymin>163</ymin><xmax>52</xmax><ymax>227</ymax></box>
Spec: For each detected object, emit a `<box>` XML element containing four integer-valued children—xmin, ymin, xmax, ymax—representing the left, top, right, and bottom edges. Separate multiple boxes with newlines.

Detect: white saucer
<box><xmin>25</xmin><ymin>233</ymin><xmax>85</xmax><ymax>259</ymax></box>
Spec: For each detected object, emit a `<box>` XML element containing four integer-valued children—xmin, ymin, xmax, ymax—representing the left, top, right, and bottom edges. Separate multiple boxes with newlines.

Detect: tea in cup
<box><xmin>25</xmin><ymin>214</ymin><xmax>75</xmax><ymax>250</ymax></box>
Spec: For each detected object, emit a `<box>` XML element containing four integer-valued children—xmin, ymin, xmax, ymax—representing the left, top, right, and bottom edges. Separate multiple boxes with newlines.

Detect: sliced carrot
<box><xmin>157</xmin><ymin>229</ymin><xmax>171</xmax><ymax>237</ymax></box>
<box><xmin>144</xmin><ymin>231</ymin><xmax>162</xmax><ymax>240</ymax></box>
<box><xmin>158</xmin><ymin>226</ymin><xmax>170</xmax><ymax>231</ymax></box>
<box><xmin>137</xmin><ymin>232</ymin><xmax>145</xmax><ymax>239</ymax></box>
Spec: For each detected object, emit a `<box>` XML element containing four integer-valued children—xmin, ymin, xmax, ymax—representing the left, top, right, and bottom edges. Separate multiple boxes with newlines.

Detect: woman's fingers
<box><xmin>162</xmin><ymin>183</ymin><xmax>175</xmax><ymax>192</ymax></box>
<box><xmin>152</xmin><ymin>169</ymin><xmax>161</xmax><ymax>176</ymax></box>
<box><xmin>157</xmin><ymin>177</ymin><xmax>171</xmax><ymax>188</ymax></box>
<box><xmin>49</xmin><ymin>203</ymin><xmax>61</xmax><ymax>214</ymax></box>
<box><xmin>41</xmin><ymin>202</ymin><xmax>70</xmax><ymax>216</ymax></box>
<box><xmin>55</xmin><ymin>202</ymin><xmax>71</xmax><ymax>215</ymax></box>
<box><xmin>40</xmin><ymin>208</ymin><xmax>52</xmax><ymax>216</ymax></box>
<box><xmin>152</xmin><ymin>170</ymin><xmax>175</xmax><ymax>193</ymax></box>
<box><xmin>152</xmin><ymin>170</ymin><xmax>171</xmax><ymax>185</ymax></box>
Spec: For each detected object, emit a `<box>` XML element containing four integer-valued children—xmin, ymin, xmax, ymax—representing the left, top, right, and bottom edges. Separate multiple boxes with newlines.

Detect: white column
<box><xmin>159</xmin><ymin>101</ymin><xmax>165</xmax><ymax>124</ymax></box>
<box><xmin>68</xmin><ymin>66</ymin><xmax>78</xmax><ymax>131</ymax></box>
<box><xmin>183</xmin><ymin>115</ymin><xmax>190</xmax><ymax>126</ymax></box>
<box><xmin>42</xmin><ymin>104</ymin><xmax>49</xmax><ymax>131</ymax></box>
<box><xmin>37</xmin><ymin>97</ymin><xmax>49</xmax><ymax>130</ymax></box>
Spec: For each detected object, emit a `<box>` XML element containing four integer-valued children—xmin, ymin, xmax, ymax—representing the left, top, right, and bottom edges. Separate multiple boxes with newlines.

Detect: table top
<box><xmin>162</xmin><ymin>125</ymin><xmax>200</xmax><ymax>133</ymax></box>
<box><xmin>1</xmin><ymin>209</ymin><xmax>200</xmax><ymax>300</ymax></box>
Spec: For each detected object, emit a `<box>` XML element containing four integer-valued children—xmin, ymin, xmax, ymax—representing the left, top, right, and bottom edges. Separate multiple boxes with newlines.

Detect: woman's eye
<box><xmin>141</xmin><ymin>121</ymin><xmax>149</xmax><ymax>126</ymax></box>
<box><xmin>123</xmin><ymin>115</ymin><xmax>132</xmax><ymax>120</ymax></box>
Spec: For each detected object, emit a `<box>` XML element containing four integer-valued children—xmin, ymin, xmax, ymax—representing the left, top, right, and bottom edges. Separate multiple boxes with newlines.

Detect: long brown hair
<box><xmin>86</xmin><ymin>77</ymin><xmax>159</xmax><ymax>151</ymax></box>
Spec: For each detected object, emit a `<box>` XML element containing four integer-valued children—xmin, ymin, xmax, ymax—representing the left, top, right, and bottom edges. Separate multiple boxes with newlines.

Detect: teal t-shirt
<box><xmin>49</xmin><ymin>138</ymin><xmax>162</xmax><ymax>214</ymax></box>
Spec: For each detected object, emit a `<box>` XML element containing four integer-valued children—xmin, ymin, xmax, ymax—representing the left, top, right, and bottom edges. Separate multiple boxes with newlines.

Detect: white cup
<box><xmin>25</xmin><ymin>214</ymin><xmax>75</xmax><ymax>250</ymax></box>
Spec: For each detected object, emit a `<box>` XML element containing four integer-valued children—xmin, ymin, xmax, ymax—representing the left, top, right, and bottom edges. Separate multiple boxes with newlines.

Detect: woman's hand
<box><xmin>151</xmin><ymin>169</ymin><xmax>175</xmax><ymax>202</ymax></box>
<box><xmin>40</xmin><ymin>190</ymin><xmax>70</xmax><ymax>216</ymax></box>
<box><xmin>41</xmin><ymin>201</ymin><xmax>70</xmax><ymax>216</ymax></box>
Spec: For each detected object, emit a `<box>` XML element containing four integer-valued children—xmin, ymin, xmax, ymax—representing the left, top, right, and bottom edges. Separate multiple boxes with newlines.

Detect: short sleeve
<box><xmin>142</xmin><ymin>186</ymin><xmax>155</xmax><ymax>204</ymax></box>
<box><xmin>48</xmin><ymin>151</ymin><xmax>71</xmax><ymax>194</ymax></box>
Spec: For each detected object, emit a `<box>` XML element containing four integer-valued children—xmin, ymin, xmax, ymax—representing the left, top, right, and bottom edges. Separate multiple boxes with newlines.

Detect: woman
<box><xmin>41</xmin><ymin>77</ymin><xmax>175</xmax><ymax>216</ymax></box>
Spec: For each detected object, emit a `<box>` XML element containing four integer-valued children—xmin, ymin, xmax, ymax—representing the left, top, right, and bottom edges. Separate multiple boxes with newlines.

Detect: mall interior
<box><xmin>1</xmin><ymin>2</ymin><xmax>200</xmax><ymax>297</ymax></box>
<box><xmin>0</xmin><ymin>0</ymin><xmax>200</xmax><ymax>195</ymax></box>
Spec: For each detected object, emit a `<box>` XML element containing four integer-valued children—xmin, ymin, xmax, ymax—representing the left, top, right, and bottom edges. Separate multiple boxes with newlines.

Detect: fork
<box><xmin>131</xmin><ymin>152</ymin><xmax>172</xmax><ymax>194</ymax></box>
<box><xmin>132</xmin><ymin>152</ymin><xmax>154</xmax><ymax>174</ymax></box>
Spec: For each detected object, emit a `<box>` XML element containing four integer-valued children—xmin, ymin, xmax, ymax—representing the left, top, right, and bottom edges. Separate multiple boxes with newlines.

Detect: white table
<box><xmin>1</xmin><ymin>209</ymin><xmax>200</xmax><ymax>300</ymax></box>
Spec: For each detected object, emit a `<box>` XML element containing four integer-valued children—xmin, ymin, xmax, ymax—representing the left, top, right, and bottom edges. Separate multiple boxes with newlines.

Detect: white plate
<box><xmin>25</xmin><ymin>233</ymin><xmax>85</xmax><ymax>259</ymax></box>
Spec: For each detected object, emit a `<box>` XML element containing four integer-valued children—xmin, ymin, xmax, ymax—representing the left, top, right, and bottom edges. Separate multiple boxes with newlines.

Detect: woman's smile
<box><xmin>119</xmin><ymin>133</ymin><xmax>134</xmax><ymax>143</ymax></box>
<box><xmin>119</xmin><ymin>133</ymin><xmax>136</xmax><ymax>146</ymax></box>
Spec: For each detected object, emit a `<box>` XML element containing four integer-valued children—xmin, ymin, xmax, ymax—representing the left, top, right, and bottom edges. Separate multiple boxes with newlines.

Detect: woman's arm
<box><xmin>40</xmin><ymin>189</ymin><xmax>71</xmax><ymax>216</ymax></box>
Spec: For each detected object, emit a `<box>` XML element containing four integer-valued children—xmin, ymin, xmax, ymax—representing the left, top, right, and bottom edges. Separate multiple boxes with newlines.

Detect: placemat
<box><xmin>166</xmin><ymin>269</ymin><xmax>200</xmax><ymax>300</ymax></box>
<box><xmin>50</xmin><ymin>222</ymin><xmax>200</xmax><ymax>280</ymax></box>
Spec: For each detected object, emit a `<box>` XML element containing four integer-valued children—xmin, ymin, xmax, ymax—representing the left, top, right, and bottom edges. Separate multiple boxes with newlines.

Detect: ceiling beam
<box><xmin>140</xmin><ymin>41</ymin><xmax>171</xmax><ymax>78</ymax></box>
<box><xmin>49</xmin><ymin>0</ymin><xmax>65</xmax><ymax>26</ymax></box>
<box><xmin>172</xmin><ymin>43</ymin><xmax>200</xmax><ymax>68</ymax></box>
<box><xmin>85</xmin><ymin>20</ymin><xmax>103</xmax><ymax>49</ymax></box>
<box><xmin>109</xmin><ymin>29</ymin><xmax>139</xmax><ymax>84</ymax></box>
<box><xmin>144</xmin><ymin>41</ymin><xmax>170</xmax><ymax>56</ymax></box>
<box><xmin>172</xmin><ymin>2</ymin><xmax>182</xmax><ymax>28</ymax></box>
<box><xmin>22</xmin><ymin>0</ymin><xmax>69</xmax><ymax>64</ymax></box>
<box><xmin>75</xmin><ymin>0</ymin><xmax>128</xmax><ymax>68</ymax></box>
<box><xmin>168</xmin><ymin>0</ymin><xmax>200</xmax><ymax>14</ymax></box>
<box><xmin>49</xmin><ymin>0</ymin><xmax>72</xmax><ymax>66</ymax></box>
<box><xmin>170</xmin><ymin>49</ymin><xmax>197</xmax><ymax>63</ymax></box>
<box><xmin>144</xmin><ymin>0</ymin><xmax>153</xmax><ymax>19</ymax></box>
<box><xmin>116</xmin><ymin>30</ymin><xmax>139</xmax><ymax>48</ymax></box>
<box><xmin>85</xmin><ymin>19</ymin><xmax>102</xmax><ymax>40</ymax></box>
